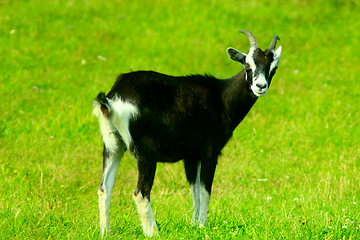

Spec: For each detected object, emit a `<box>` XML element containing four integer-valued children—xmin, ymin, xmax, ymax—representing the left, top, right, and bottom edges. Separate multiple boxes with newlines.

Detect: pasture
<box><xmin>1</xmin><ymin>0</ymin><xmax>359</xmax><ymax>239</ymax></box>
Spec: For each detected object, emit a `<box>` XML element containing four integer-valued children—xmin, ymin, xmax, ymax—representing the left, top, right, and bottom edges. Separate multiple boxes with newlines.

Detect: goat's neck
<box><xmin>222</xmin><ymin>70</ymin><xmax>258</xmax><ymax>131</ymax></box>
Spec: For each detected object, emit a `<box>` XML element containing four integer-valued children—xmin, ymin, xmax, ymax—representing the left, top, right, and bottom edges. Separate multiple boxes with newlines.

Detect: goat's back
<box><xmin>107</xmin><ymin>71</ymin><xmax>232</xmax><ymax>162</ymax></box>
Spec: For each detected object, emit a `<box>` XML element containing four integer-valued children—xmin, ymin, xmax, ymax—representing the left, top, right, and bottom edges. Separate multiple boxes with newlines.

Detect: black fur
<box><xmin>101</xmin><ymin>69</ymin><xmax>265</xmax><ymax>197</ymax></box>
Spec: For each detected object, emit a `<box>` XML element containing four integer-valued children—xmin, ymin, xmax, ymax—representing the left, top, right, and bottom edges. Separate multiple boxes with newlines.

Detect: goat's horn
<box><xmin>239</xmin><ymin>30</ymin><xmax>259</xmax><ymax>49</ymax></box>
<box><xmin>269</xmin><ymin>35</ymin><xmax>280</xmax><ymax>50</ymax></box>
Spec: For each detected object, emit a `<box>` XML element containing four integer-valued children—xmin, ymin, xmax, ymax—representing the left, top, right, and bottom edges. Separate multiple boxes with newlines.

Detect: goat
<box><xmin>93</xmin><ymin>30</ymin><xmax>282</xmax><ymax>237</ymax></box>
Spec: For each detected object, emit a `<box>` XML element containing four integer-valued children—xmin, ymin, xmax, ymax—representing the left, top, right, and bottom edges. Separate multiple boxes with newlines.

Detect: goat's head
<box><xmin>227</xmin><ymin>30</ymin><xmax>282</xmax><ymax>97</ymax></box>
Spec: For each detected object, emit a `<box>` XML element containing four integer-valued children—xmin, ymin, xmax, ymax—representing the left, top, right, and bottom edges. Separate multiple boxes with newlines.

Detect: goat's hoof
<box><xmin>100</xmin><ymin>228</ymin><xmax>111</xmax><ymax>238</ymax></box>
<box><xmin>143</xmin><ymin>223</ymin><xmax>159</xmax><ymax>237</ymax></box>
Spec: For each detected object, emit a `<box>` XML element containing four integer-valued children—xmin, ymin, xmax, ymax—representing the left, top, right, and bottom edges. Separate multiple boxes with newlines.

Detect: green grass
<box><xmin>1</xmin><ymin>0</ymin><xmax>360</xmax><ymax>239</ymax></box>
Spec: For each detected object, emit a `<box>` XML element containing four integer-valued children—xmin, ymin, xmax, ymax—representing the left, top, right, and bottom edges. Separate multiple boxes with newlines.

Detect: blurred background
<box><xmin>1</xmin><ymin>0</ymin><xmax>359</xmax><ymax>238</ymax></box>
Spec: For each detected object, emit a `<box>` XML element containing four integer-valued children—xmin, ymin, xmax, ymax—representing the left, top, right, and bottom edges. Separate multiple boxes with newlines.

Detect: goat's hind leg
<box><xmin>98</xmin><ymin>130</ymin><xmax>125</xmax><ymax>236</ymax></box>
<box><xmin>133</xmin><ymin>157</ymin><xmax>158</xmax><ymax>237</ymax></box>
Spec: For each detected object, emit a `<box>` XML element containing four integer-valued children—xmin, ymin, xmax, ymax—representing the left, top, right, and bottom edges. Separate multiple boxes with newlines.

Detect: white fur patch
<box><xmin>190</xmin><ymin>168</ymin><xmax>210</xmax><ymax>227</ymax></box>
<box><xmin>133</xmin><ymin>193</ymin><xmax>158</xmax><ymax>237</ymax></box>
<box><xmin>98</xmin><ymin>145</ymin><xmax>124</xmax><ymax>236</ymax></box>
<box><xmin>93</xmin><ymin>96</ymin><xmax>139</xmax><ymax>151</ymax></box>
<box><xmin>270</xmin><ymin>46</ymin><xmax>282</xmax><ymax>72</ymax></box>
<box><xmin>93</xmin><ymin>100</ymin><xmax>119</xmax><ymax>152</ymax></box>
<box><xmin>251</xmin><ymin>73</ymin><xmax>268</xmax><ymax>97</ymax></box>
<box><xmin>246</xmin><ymin>49</ymin><xmax>269</xmax><ymax>97</ymax></box>
<box><xmin>246</xmin><ymin>48</ymin><xmax>256</xmax><ymax>71</ymax></box>
<box><xmin>98</xmin><ymin>187</ymin><xmax>110</xmax><ymax>236</ymax></box>
<box><xmin>190</xmin><ymin>168</ymin><xmax>201</xmax><ymax>225</ymax></box>
<box><xmin>107</xmin><ymin>97</ymin><xmax>139</xmax><ymax>149</ymax></box>
<box><xmin>198</xmin><ymin>184</ymin><xmax>210</xmax><ymax>227</ymax></box>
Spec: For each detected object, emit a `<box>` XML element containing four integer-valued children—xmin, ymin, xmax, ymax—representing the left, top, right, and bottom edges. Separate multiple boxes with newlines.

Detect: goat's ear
<box><xmin>227</xmin><ymin>47</ymin><xmax>246</xmax><ymax>65</ymax></box>
<box><xmin>274</xmin><ymin>46</ymin><xmax>282</xmax><ymax>60</ymax></box>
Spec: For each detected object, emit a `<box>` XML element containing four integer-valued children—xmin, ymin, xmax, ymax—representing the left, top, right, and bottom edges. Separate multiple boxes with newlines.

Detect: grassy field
<box><xmin>1</xmin><ymin>0</ymin><xmax>359</xmax><ymax>239</ymax></box>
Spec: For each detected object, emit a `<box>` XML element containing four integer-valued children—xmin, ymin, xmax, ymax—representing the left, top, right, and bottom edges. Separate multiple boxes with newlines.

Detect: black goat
<box><xmin>93</xmin><ymin>30</ymin><xmax>282</xmax><ymax>237</ymax></box>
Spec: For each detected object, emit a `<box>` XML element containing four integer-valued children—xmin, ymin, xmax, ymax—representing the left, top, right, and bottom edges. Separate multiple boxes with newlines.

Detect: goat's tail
<box><xmin>93</xmin><ymin>92</ymin><xmax>120</xmax><ymax>152</ymax></box>
<box><xmin>93</xmin><ymin>92</ymin><xmax>138</xmax><ymax>150</ymax></box>
<box><xmin>93</xmin><ymin>92</ymin><xmax>111</xmax><ymax>118</ymax></box>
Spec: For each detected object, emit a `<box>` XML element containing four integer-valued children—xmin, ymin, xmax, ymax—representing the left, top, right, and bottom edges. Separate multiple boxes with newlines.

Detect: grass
<box><xmin>1</xmin><ymin>0</ymin><xmax>359</xmax><ymax>239</ymax></box>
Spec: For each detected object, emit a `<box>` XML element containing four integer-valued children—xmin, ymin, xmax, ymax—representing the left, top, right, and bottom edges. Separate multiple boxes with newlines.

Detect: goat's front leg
<box><xmin>197</xmin><ymin>158</ymin><xmax>217</xmax><ymax>227</ymax></box>
<box><xmin>133</xmin><ymin>158</ymin><xmax>158</xmax><ymax>237</ymax></box>
<box><xmin>184</xmin><ymin>160</ymin><xmax>201</xmax><ymax>225</ymax></box>
<box><xmin>98</xmin><ymin>134</ymin><xmax>125</xmax><ymax>236</ymax></box>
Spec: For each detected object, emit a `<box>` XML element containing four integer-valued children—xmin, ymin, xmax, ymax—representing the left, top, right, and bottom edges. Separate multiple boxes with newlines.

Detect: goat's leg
<box><xmin>133</xmin><ymin>158</ymin><xmax>158</xmax><ymax>237</ymax></box>
<box><xmin>198</xmin><ymin>158</ymin><xmax>217</xmax><ymax>228</ymax></box>
<box><xmin>184</xmin><ymin>160</ymin><xmax>201</xmax><ymax>225</ymax></box>
<box><xmin>98</xmin><ymin>133</ymin><xmax>125</xmax><ymax>236</ymax></box>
